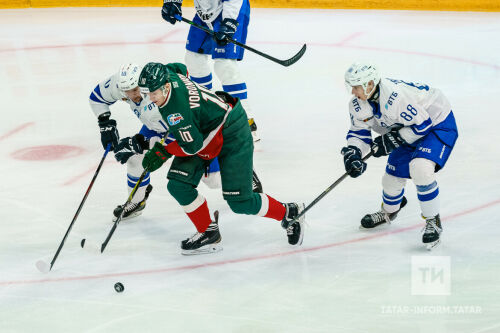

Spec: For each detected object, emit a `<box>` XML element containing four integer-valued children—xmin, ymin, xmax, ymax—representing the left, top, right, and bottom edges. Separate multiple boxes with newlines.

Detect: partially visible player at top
<box><xmin>341</xmin><ymin>62</ymin><xmax>458</xmax><ymax>249</ymax></box>
<box><xmin>161</xmin><ymin>0</ymin><xmax>260</xmax><ymax>142</ymax></box>
<box><xmin>89</xmin><ymin>63</ymin><xmax>221</xmax><ymax>222</ymax></box>
<box><xmin>137</xmin><ymin>62</ymin><xmax>305</xmax><ymax>255</ymax></box>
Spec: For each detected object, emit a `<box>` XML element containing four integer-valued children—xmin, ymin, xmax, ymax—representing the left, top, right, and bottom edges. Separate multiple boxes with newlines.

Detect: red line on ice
<box><xmin>62</xmin><ymin>160</ymin><xmax>115</xmax><ymax>186</ymax></box>
<box><xmin>0</xmin><ymin>38</ymin><xmax>498</xmax><ymax>71</ymax></box>
<box><xmin>0</xmin><ymin>122</ymin><xmax>34</xmax><ymax>142</ymax></box>
<box><xmin>1</xmin><ymin>198</ymin><xmax>499</xmax><ymax>286</ymax></box>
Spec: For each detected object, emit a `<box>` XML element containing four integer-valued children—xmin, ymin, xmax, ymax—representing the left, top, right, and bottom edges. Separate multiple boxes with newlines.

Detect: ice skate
<box><xmin>360</xmin><ymin>196</ymin><xmax>408</xmax><ymax>229</ymax></box>
<box><xmin>281</xmin><ymin>203</ymin><xmax>305</xmax><ymax>246</ymax></box>
<box><xmin>252</xmin><ymin>170</ymin><xmax>263</xmax><ymax>193</ymax></box>
<box><xmin>422</xmin><ymin>214</ymin><xmax>442</xmax><ymax>250</ymax></box>
<box><xmin>112</xmin><ymin>184</ymin><xmax>153</xmax><ymax>222</ymax></box>
<box><xmin>181</xmin><ymin>210</ymin><xmax>222</xmax><ymax>255</ymax></box>
<box><xmin>248</xmin><ymin>118</ymin><xmax>260</xmax><ymax>142</ymax></box>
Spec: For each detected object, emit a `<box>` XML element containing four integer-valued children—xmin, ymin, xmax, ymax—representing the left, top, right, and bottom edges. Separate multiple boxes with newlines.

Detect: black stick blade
<box><xmin>282</xmin><ymin>44</ymin><xmax>307</xmax><ymax>67</ymax></box>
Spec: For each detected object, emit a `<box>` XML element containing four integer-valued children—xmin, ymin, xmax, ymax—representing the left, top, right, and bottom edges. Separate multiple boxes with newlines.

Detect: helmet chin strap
<box><xmin>368</xmin><ymin>84</ymin><xmax>380</xmax><ymax>102</ymax></box>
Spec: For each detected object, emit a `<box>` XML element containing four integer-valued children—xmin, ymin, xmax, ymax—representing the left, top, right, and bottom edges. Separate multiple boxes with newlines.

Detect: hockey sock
<box><xmin>382</xmin><ymin>189</ymin><xmax>405</xmax><ymax>213</ymax></box>
<box><xmin>183</xmin><ymin>195</ymin><xmax>212</xmax><ymax>233</ymax></box>
<box><xmin>381</xmin><ymin>173</ymin><xmax>406</xmax><ymax>213</ymax></box>
<box><xmin>190</xmin><ymin>73</ymin><xmax>213</xmax><ymax>90</ymax></box>
<box><xmin>127</xmin><ymin>172</ymin><xmax>150</xmax><ymax>204</ymax></box>
<box><xmin>416</xmin><ymin>181</ymin><xmax>440</xmax><ymax>217</ymax></box>
<box><xmin>410</xmin><ymin>158</ymin><xmax>440</xmax><ymax>217</ymax></box>
<box><xmin>257</xmin><ymin>194</ymin><xmax>286</xmax><ymax>221</ymax></box>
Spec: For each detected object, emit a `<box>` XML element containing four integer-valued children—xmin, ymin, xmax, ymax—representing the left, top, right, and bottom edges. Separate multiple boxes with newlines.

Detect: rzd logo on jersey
<box><xmin>167</xmin><ymin>113</ymin><xmax>183</xmax><ymax>126</ymax></box>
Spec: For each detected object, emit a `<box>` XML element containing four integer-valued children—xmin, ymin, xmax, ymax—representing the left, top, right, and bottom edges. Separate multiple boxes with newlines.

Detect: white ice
<box><xmin>0</xmin><ymin>7</ymin><xmax>499</xmax><ymax>333</ymax></box>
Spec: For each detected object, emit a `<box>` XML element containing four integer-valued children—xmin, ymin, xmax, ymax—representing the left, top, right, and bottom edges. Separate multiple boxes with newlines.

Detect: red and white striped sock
<box><xmin>183</xmin><ymin>195</ymin><xmax>212</xmax><ymax>233</ymax></box>
<box><xmin>257</xmin><ymin>193</ymin><xmax>286</xmax><ymax>221</ymax></box>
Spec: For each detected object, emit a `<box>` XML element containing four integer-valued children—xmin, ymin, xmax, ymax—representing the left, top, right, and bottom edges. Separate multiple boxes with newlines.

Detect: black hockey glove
<box><xmin>98</xmin><ymin>112</ymin><xmax>119</xmax><ymax>151</ymax></box>
<box><xmin>341</xmin><ymin>146</ymin><xmax>367</xmax><ymax>178</ymax></box>
<box><xmin>214</xmin><ymin>18</ymin><xmax>238</xmax><ymax>46</ymax></box>
<box><xmin>371</xmin><ymin>130</ymin><xmax>406</xmax><ymax>157</ymax></box>
<box><xmin>114</xmin><ymin>134</ymin><xmax>149</xmax><ymax>164</ymax></box>
<box><xmin>161</xmin><ymin>0</ymin><xmax>182</xmax><ymax>25</ymax></box>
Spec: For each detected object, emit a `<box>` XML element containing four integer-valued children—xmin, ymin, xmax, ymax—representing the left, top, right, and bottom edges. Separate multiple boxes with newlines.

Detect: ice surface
<box><xmin>0</xmin><ymin>7</ymin><xmax>499</xmax><ymax>333</ymax></box>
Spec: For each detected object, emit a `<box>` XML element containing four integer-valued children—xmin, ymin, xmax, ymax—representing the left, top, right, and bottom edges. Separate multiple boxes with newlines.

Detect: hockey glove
<box><xmin>98</xmin><ymin>112</ymin><xmax>119</xmax><ymax>151</ymax></box>
<box><xmin>371</xmin><ymin>130</ymin><xmax>406</xmax><ymax>157</ymax></box>
<box><xmin>161</xmin><ymin>0</ymin><xmax>182</xmax><ymax>25</ymax></box>
<box><xmin>114</xmin><ymin>134</ymin><xmax>149</xmax><ymax>164</ymax></box>
<box><xmin>341</xmin><ymin>146</ymin><xmax>367</xmax><ymax>178</ymax></box>
<box><xmin>142</xmin><ymin>142</ymin><xmax>172</xmax><ymax>172</ymax></box>
<box><xmin>214</xmin><ymin>18</ymin><xmax>238</xmax><ymax>46</ymax></box>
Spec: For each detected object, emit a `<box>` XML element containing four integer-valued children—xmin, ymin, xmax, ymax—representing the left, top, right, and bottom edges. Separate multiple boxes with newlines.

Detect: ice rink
<box><xmin>1</xmin><ymin>6</ymin><xmax>499</xmax><ymax>332</ymax></box>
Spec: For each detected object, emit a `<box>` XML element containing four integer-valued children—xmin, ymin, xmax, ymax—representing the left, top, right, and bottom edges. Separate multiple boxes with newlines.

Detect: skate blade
<box><xmin>112</xmin><ymin>210</ymin><xmax>143</xmax><ymax>223</ymax></box>
<box><xmin>359</xmin><ymin>224</ymin><xmax>387</xmax><ymax>230</ymax></box>
<box><xmin>181</xmin><ymin>243</ymin><xmax>223</xmax><ymax>256</ymax></box>
<box><xmin>251</xmin><ymin>131</ymin><xmax>260</xmax><ymax>143</ymax></box>
<box><xmin>425</xmin><ymin>239</ymin><xmax>441</xmax><ymax>251</ymax></box>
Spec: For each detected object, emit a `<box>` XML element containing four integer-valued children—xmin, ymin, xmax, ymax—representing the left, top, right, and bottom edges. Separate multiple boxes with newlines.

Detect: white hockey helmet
<box><xmin>344</xmin><ymin>62</ymin><xmax>380</xmax><ymax>96</ymax></box>
<box><xmin>117</xmin><ymin>63</ymin><xmax>142</xmax><ymax>91</ymax></box>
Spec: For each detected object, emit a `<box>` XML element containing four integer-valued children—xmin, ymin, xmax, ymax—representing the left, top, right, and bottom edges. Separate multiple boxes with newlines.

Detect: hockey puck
<box><xmin>80</xmin><ymin>238</ymin><xmax>86</xmax><ymax>248</ymax></box>
<box><xmin>114</xmin><ymin>282</ymin><xmax>124</xmax><ymax>293</ymax></box>
<box><xmin>35</xmin><ymin>260</ymin><xmax>50</xmax><ymax>274</ymax></box>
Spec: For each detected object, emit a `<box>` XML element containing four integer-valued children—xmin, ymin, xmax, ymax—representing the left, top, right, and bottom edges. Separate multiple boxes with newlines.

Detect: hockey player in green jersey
<box><xmin>138</xmin><ymin>62</ymin><xmax>304</xmax><ymax>254</ymax></box>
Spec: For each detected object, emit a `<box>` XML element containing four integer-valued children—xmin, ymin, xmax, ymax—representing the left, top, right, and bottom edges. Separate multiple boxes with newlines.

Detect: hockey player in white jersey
<box><xmin>89</xmin><ymin>63</ymin><xmax>221</xmax><ymax>221</ymax></box>
<box><xmin>161</xmin><ymin>0</ymin><xmax>260</xmax><ymax>142</ymax></box>
<box><xmin>341</xmin><ymin>62</ymin><xmax>458</xmax><ymax>249</ymax></box>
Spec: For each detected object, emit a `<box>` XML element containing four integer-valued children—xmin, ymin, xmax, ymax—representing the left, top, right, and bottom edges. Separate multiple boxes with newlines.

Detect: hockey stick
<box><xmin>37</xmin><ymin>143</ymin><xmax>112</xmax><ymax>273</ymax></box>
<box><xmin>289</xmin><ymin>152</ymin><xmax>373</xmax><ymax>225</ymax></box>
<box><xmin>174</xmin><ymin>15</ymin><xmax>307</xmax><ymax>67</ymax></box>
<box><xmin>100</xmin><ymin>134</ymin><xmax>168</xmax><ymax>253</ymax></box>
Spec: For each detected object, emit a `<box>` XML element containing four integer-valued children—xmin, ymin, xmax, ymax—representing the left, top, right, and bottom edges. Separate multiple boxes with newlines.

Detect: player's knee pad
<box><xmin>167</xmin><ymin>179</ymin><xmax>198</xmax><ymax>206</ymax></box>
<box><xmin>409</xmin><ymin>158</ymin><xmax>436</xmax><ymax>186</ymax></box>
<box><xmin>214</xmin><ymin>58</ymin><xmax>242</xmax><ymax>85</ymax></box>
<box><xmin>127</xmin><ymin>154</ymin><xmax>144</xmax><ymax>177</ymax></box>
<box><xmin>226</xmin><ymin>196</ymin><xmax>261</xmax><ymax>215</ymax></box>
<box><xmin>185</xmin><ymin>50</ymin><xmax>211</xmax><ymax>77</ymax></box>
<box><xmin>382</xmin><ymin>172</ymin><xmax>406</xmax><ymax>195</ymax></box>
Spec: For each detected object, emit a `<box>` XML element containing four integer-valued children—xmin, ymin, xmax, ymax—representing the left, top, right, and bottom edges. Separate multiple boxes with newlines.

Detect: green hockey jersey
<box><xmin>158</xmin><ymin>63</ymin><xmax>234</xmax><ymax>160</ymax></box>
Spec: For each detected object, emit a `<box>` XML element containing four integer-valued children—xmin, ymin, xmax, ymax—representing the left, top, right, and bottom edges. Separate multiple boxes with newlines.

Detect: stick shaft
<box><xmin>100</xmin><ymin>166</ymin><xmax>148</xmax><ymax>253</ymax></box>
<box><xmin>49</xmin><ymin>144</ymin><xmax>111</xmax><ymax>270</ymax></box>
<box><xmin>292</xmin><ymin>152</ymin><xmax>373</xmax><ymax>222</ymax></box>
<box><xmin>100</xmin><ymin>134</ymin><xmax>168</xmax><ymax>253</ymax></box>
<box><xmin>175</xmin><ymin>15</ymin><xmax>306</xmax><ymax>67</ymax></box>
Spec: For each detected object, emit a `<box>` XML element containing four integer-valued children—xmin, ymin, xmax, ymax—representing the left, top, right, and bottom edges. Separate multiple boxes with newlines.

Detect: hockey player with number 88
<box><xmin>341</xmin><ymin>62</ymin><xmax>458</xmax><ymax>249</ymax></box>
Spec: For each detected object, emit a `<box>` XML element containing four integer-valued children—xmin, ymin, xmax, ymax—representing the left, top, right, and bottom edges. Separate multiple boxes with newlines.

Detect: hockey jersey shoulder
<box><xmin>165</xmin><ymin>63</ymin><xmax>188</xmax><ymax>77</ymax></box>
<box><xmin>89</xmin><ymin>72</ymin><xmax>126</xmax><ymax>117</ymax></box>
<box><xmin>348</xmin><ymin>97</ymin><xmax>373</xmax><ymax>122</ymax></box>
<box><xmin>375</xmin><ymin>79</ymin><xmax>400</xmax><ymax>118</ymax></box>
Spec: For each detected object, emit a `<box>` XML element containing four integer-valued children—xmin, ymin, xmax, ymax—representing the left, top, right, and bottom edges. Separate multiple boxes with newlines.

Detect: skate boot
<box><xmin>248</xmin><ymin>118</ymin><xmax>260</xmax><ymax>142</ymax></box>
<box><xmin>360</xmin><ymin>196</ymin><xmax>408</xmax><ymax>229</ymax></box>
<box><xmin>252</xmin><ymin>170</ymin><xmax>263</xmax><ymax>193</ymax></box>
<box><xmin>113</xmin><ymin>184</ymin><xmax>153</xmax><ymax>222</ymax></box>
<box><xmin>422</xmin><ymin>214</ymin><xmax>442</xmax><ymax>250</ymax></box>
<box><xmin>181</xmin><ymin>210</ymin><xmax>222</xmax><ymax>255</ymax></box>
<box><xmin>281</xmin><ymin>203</ymin><xmax>305</xmax><ymax>246</ymax></box>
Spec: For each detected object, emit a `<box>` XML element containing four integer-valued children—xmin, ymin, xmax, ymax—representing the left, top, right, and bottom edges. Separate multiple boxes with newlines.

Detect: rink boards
<box><xmin>1</xmin><ymin>0</ymin><xmax>499</xmax><ymax>11</ymax></box>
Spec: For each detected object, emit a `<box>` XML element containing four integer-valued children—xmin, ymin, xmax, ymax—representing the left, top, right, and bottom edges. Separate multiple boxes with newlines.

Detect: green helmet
<box><xmin>138</xmin><ymin>62</ymin><xmax>169</xmax><ymax>93</ymax></box>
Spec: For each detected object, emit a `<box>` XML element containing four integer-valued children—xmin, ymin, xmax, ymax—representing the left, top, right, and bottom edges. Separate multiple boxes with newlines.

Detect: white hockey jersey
<box><xmin>89</xmin><ymin>73</ymin><xmax>169</xmax><ymax>134</ymax></box>
<box><xmin>346</xmin><ymin>78</ymin><xmax>452</xmax><ymax>155</ymax></box>
<box><xmin>194</xmin><ymin>0</ymin><xmax>247</xmax><ymax>23</ymax></box>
